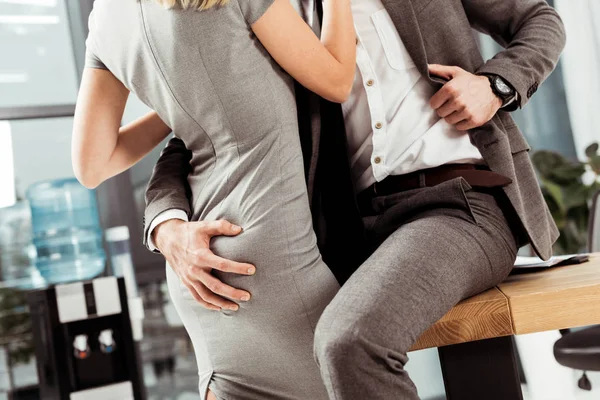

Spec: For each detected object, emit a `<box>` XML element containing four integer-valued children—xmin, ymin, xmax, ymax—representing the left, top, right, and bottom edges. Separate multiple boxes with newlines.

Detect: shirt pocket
<box><xmin>371</xmin><ymin>9</ymin><xmax>415</xmax><ymax>71</ymax></box>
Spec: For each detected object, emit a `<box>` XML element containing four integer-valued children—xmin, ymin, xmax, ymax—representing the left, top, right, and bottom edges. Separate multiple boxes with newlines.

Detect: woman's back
<box><xmin>87</xmin><ymin>0</ymin><xmax>297</xmax><ymax>165</ymax></box>
<box><xmin>85</xmin><ymin>1</ymin><xmax>340</xmax><ymax>399</ymax></box>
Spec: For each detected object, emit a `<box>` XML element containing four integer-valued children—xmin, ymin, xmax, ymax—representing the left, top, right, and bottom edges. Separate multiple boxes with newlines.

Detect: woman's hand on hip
<box><xmin>154</xmin><ymin>219</ymin><xmax>255</xmax><ymax>311</ymax></box>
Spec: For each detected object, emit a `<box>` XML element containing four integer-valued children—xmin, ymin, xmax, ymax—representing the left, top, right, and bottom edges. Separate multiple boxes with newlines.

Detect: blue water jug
<box><xmin>26</xmin><ymin>178</ymin><xmax>106</xmax><ymax>284</ymax></box>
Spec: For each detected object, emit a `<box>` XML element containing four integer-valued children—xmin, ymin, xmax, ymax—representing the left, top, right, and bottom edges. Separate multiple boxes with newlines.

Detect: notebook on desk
<box><xmin>511</xmin><ymin>254</ymin><xmax>590</xmax><ymax>274</ymax></box>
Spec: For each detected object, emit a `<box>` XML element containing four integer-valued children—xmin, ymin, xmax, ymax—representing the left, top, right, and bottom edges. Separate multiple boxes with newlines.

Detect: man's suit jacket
<box><xmin>144</xmin><ymin>0</ymin><xmax>565</xmax><ymax>284</ymax></box>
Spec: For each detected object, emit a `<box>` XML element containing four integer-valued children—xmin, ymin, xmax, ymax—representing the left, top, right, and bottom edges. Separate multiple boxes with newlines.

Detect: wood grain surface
<box><xmin>498</xmin><ymin>253</ymin><xmax>600</xmax><ymax>334</ymax></box>
<box><xmin>410</xmin><ymin>287</ymin><xmax>513</xmax><ymax>351</ymax></box>
<box><xmin>411</xmin><ymin>253</ymin><xmax>600</xmax><ymax>350</ymax></box>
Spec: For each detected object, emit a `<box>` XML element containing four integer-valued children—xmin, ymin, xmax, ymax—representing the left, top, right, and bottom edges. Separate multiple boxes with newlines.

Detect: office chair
<box><xmin>553</xmin><ymin>189</ymin><xmax>600</xmax><ymax>390</ymax></box>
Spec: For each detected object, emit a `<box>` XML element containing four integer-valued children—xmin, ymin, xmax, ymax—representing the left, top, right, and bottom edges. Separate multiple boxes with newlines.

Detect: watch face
<box><xmin>495</xmin><ymin>77</ymin><xmax>513</xmax><ymax>96</ymax></box>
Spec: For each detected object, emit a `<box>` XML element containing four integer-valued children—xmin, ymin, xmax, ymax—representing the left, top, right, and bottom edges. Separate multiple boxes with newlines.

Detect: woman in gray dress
<box><xmin>71</xmin><ymin>0</ymin><xmax>355</xmax><ymax>398</ymax></box>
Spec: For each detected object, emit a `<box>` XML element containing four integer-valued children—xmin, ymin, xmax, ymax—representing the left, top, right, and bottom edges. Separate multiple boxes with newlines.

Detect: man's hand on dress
<box><xmin>154</xmin><ymin>219</ymin><xmax>256</xmax><ymax>311</ymax></box>
<box><xmin>428</xmin><ymin>64</ymin><xmax>503</xmax><ymax>131</ymax></box>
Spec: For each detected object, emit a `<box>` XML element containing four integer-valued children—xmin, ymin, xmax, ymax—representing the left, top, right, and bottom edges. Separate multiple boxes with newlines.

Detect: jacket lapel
<box><xmin>379</xmin><ymin>0</ymin><xmax>429</xmax><ymax>78</ymax></box>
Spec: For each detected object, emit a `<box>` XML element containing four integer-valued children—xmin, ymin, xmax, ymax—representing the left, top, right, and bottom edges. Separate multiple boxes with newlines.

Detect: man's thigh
<box><xmin>318</xmin><ymin>189</ymin><xmax>518</xmax><ymax>351</ymax></box>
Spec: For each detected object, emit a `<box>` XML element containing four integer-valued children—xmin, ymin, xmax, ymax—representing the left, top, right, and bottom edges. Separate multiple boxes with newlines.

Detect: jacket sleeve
<box><xmin>143</xmin><ymin>136</ymin><xmax>193</xmax><ymax>250</ymax></box>
<box><xmin>463</xmin><ymin>0</ymin><xmax>566</xmax><ymax>108</ymax></box>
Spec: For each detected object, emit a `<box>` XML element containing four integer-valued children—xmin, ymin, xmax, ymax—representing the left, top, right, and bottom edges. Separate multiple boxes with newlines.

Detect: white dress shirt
<box><xmin>148</xmin><ymin>0</ymin><xmax>485</xmax><ymax>246</ymax></box>
<box><xmin>345</xmin><ymin>0</ymin><xmax>484</xmax><ymax>192</ymax></box>
<box><xmin>147</xmin><ymin>209</ymin><xmax>188</xmax><ymax>251</ymax></box>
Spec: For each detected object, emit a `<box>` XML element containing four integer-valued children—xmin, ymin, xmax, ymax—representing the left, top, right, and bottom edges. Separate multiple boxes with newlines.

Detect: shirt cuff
<box><xmin>147</xmin><ymin>209</ymin><xmax>189</xmax><ymax>252</ymax></box>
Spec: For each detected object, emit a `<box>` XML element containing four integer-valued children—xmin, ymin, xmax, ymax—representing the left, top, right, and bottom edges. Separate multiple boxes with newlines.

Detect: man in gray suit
<box><xmin>145</xmin><ymin>0</ymin><xmax>565</xmax><ymax>397</ymax></box>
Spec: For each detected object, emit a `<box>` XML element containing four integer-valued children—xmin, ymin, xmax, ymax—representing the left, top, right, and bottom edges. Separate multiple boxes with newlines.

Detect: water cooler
<box><xmin>27</xmin><ymin>276</ymin><xmax>145</xmax><ymax>400</ymax></box>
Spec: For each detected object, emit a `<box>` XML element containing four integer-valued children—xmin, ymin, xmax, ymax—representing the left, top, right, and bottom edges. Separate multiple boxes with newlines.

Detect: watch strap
<box><xmin>482</xmin><ymin>74</ymin><xmax>517</xmax><ymax>109</ymax></box>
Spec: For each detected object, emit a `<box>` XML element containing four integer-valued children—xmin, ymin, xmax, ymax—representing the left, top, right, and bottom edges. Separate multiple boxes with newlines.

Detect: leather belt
<box><xmin>359</xmin><ymin>164</ymin><xmax>513</xmax><ymax>200</ymax></box>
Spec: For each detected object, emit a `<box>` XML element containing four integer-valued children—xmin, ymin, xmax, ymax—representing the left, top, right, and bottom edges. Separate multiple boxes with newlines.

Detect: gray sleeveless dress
<box><xmin>85</xmin><ymin>0</ymin><xmax>339</xmax><ymax>398</ymax></box>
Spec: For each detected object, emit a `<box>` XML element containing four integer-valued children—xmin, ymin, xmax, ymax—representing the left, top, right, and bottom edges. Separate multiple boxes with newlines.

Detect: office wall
<box><xmin>555</xmin><ymin>0</ymin><xmax>600</xmax><ymax>160</ymax></box>
<box><xmin>10</xmin><ymin>117</ymin><xmax>74</xmax><ymax>196</ymax></box>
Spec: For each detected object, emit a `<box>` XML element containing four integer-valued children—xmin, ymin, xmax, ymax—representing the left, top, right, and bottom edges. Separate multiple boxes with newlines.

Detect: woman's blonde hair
<box><xmin>156</xmin><ymin>0</ymin><xmax>229</xmax><ymax>11</ymax></box>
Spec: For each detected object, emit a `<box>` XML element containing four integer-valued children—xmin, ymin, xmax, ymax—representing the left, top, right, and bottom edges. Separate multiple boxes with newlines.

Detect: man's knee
<box><xmin>314</xmin><ymin>313</ymin><xmax>360</xmax><ymax>367</ymax></box>
<box><xmin>314</xmin><ymin>308</ymin><xmax>410</xmax><ymax>375</ymax></box>
<box><xmin>314</xmin><ymin>299</ymin><xmax>362</xmax><ymax>358</ymax></box>
<box><xmin>313</xmin><ymin>300</ymin><xmax>384</xmax><ymax>364</ymax></box>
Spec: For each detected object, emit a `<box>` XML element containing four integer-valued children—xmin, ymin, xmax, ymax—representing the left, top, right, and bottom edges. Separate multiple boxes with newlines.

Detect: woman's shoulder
<box><xmin>86</xmin><ymin>0</ymin><xmax>137</xmax><ymax>42</ymax></box>
<box><xmin>236</xmin><ymin>0</ymin><xmax>276</xmax><ymax>25</ymax></box>
<box><xmin>84</xmin><ymin>0</ymin><xmax>144</xmax><ymax>72</ymax></box>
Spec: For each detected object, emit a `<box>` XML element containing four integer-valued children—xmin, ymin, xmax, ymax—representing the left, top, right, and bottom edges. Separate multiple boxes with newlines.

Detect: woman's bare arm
<box><xmin>252</xmin><ymin>0</ymin><xmax>356</xmax><ymax>103</ymax></box>
<box><xmin>72</xmin><ymin>68</ymin><xmax>171</xmax><ymax>189</ymax></box>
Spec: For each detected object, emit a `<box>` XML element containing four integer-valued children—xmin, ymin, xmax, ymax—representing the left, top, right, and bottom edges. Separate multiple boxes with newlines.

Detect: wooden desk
<box><xmin>411</xmin><ymin>287</ymin><xmax>512</xmax><ymax>351</ymax></box>
<box><xmin>412</xmin><ymin>253</ymin><xmax>600</xmax><ymax>350</ymax></box>
<box><xmin>411</xmin><ymin>253</ymin><xmax>600</xmax><ymax>400</ymax></box>
<box><xmin>499</xmin><ymin>253</ymin><xmax>600</xmax><ymax>334</ymax></box>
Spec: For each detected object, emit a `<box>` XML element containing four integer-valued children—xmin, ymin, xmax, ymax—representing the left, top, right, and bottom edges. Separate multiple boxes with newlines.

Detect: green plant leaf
<box><xmin>590</xmin><ymin>155</ymin><xmax>600</xmax><ymax>175</ymax></box>
<box><xmin>567</xmin><ymin>205</ymin><xmax>590</xmax><ymax>234</ymax></box>
<box><xmin>585</xmin><ymin>142</ymin><xmax>599</xmax><ymax>158</ymax></box>
<box><xmin>563</xmin><ymin>184</ymin><xmax>591</xmax><ymax>209</ymax></box>
<box><xmin>541</xmin><ymin>187</ymin><xmax>565</xmax><ymax>229</ymax></box>
<box><xmin>532</xmin><ymin>151</ymin><xmax>569</xmax><ymax>180</ymax></box>
<box><xmin>550</xmin><ymin>163</ymin><xmax>587</xmax><ymax>185</ymax></box>
<box><xmin>544</xmin><ymin>143</ymin><xmax>600</xmax><ymax>255</ymax></box>
<box><xmin>542</xmin><ymin>178</ymin><xmax>565</xmax><ymax>213</ymax></box>
<box><xmin>562</xmin><ymin>219</ymin><xmax>588</xmax><ymax>254</ymax></box>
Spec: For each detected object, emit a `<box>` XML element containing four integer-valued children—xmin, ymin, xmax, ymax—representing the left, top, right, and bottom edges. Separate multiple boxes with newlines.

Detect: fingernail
<box><xmin>248</xmin><ymin>267</ymin><xmax>255</xmax><ymax>274</ymax></box>
<box><xmin>229</xmin><ymin>305</ymin><xmax>239</xmax><ymax>311</ymax></box>
<box><xmin>233</xmin><ymin>225</ymin><xmax>242</xmax><ymax>233</ymax></box>
<box><xmin>241</xmin><ymin>294</ymin><xmax>250</xmax><ymax>301</ymax></box>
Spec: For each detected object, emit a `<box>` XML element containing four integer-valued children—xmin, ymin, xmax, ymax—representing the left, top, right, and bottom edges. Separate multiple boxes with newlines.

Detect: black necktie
<box><xmin>312</xmin><ymin>0</ymin><xmax>369</xmax><ymax>284</ymax></box>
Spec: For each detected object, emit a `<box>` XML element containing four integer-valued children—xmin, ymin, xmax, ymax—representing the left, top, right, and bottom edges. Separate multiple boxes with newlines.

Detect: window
<box><xmin>1</xmin><ymin>0</ymin><xmax>167</xmax><ymax>284</ymax></box>
<box><xmin>0</xmin><ymin>0</ymin><xmax>80</xmax><ymax>109</ymax></box>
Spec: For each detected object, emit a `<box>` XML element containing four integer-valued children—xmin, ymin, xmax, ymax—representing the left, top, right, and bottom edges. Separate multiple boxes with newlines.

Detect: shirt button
<box><xmin>366</xmin><ymin>79</ymin><xmax>375</xmax><ymax>87</ymax></box>
<box><xmin>375</xmin><ymin>122</ymin><xmax>383</xmax><ymax>129</ymax></box>
<box><xmin>374</xmin><ymin>157</ymin><xmax>382</xmax><ymax>164</ymax></box>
